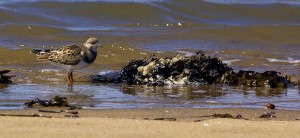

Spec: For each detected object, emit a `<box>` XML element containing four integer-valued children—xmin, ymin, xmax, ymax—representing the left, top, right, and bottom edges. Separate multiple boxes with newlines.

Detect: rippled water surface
<box><xmin>0</xmin><ymin>83</ymin><xmax>299</xmax><ymax>110</ymax></box>
<box><xmin>0</xmin><ymin>0</ymin><xmax>299</xmax><ymax>110</ymax></box>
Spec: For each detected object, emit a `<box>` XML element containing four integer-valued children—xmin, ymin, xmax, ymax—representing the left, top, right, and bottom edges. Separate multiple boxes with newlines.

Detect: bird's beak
<box><xmin>96</xmin><ymin>44</ymin><xmax>102</xmax><ymax>47</ymax></box>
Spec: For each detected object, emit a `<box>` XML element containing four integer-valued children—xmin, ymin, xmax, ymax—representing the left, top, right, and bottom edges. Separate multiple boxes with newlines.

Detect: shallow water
<box><xmin>0</xmin><ymin>82</ymin><xmax>299</xmax><ymax>110</ymax></box>
<box><xmin>0</xmin><ymin>0</ymin><xmax>299</xmax><ymax>110</ymax></box>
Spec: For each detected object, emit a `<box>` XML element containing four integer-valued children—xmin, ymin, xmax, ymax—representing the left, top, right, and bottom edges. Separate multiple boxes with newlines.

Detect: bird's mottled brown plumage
<box><xmin>47</xmin><ymin>45</ymin><xmax>83</xmax><ymax>65</ymax></box>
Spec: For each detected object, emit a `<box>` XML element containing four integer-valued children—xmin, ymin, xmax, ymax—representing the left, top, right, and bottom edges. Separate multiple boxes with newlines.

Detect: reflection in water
<box><xmin>236</xmin><ymin>86</ymin><xmax>289</xmax><ymax>97</ymax></box>
<box><xmin>254</xmin><ymin>87</ymin><xmax>288</xmax><ymax>97</ymax></box>
<box><xmin>120</xmin><ymin>85</ymin><xmax>227</xmax><ymax>100</ymax></box>
<box><xmin>120</xmin><ymin>84</ymin><xmax>290</xmax><ymax>100</ymax></box>
<box><xmin>117</xmin><ymin>84</ymin><xmax>300</xmax><ymax>110</ymax></box>
<box><xmin>0</xmin><ymin>84</ymin><xmax>9</xmax><ymax>89</ymax></box>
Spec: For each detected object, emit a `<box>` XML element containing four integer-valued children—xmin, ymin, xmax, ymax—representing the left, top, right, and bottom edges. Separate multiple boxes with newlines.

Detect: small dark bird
<box><xmin>31</xmin><ymin>37</ymin><xmax>101</xmax><ymax>86</ymax></box>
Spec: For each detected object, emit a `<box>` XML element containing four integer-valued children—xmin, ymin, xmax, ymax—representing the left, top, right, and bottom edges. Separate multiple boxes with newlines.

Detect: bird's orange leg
<box><xmin>70</xmin><ymin>72</ymin><xmax>73</xmax><ymax>83</ymax></box>
<box><xmin>67</xmin><ymin>72</ymin><xmax>73</xmax><ymax>86</ymax></box>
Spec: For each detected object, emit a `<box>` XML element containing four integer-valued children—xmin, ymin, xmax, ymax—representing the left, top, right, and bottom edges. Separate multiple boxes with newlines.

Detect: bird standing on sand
<box><xmin>31</xmin><ymin>37</ymin><xmax>100</xmax><ymax>86</ymax></box>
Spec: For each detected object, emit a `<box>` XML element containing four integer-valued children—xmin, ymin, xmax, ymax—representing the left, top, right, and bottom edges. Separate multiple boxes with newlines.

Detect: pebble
<box><xmin>203</xmin><ymin>123</ymin><xmax>209</xmax><ymax>127</ymax></box>
<box><xmin>265</xmin><ymin>103</ymin><xmax>275</xmax><ymax>109</ymax></box>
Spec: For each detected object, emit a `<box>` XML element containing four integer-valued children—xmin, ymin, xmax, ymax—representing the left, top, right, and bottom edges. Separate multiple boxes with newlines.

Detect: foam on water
<box><xmin>40</xmin><ymin>69</ymin><xmax>60</xmax><ymax>73</ymax></box>
<box><xmin>267</xmin><ymin>58</ymin><xmax>300</xmax><ymax>64</ymax></box>
<box><xmin>222</xmin><ymin>59</ymin><xmax>240</xmax><ymax>65</ymax></box>
<box><xmin>176</xmin><ymin>51</ymin><xmax>194</xmax><ymax>57</ymax></box>
<box><xmin>98</xmin><ymin>70</ymin><xmax>117</xmax><ymax>75</ymax></box>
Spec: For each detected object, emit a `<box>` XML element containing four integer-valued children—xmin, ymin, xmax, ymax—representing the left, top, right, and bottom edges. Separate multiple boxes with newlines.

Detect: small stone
<box><xmin>203</xmin><ymin>123</ymin><xmax>209</xmax><ymax>127</ymax></box>
<box><xmin>265</xmin><ymin>103</ymin><xmax>275</xmax><ymax>109</ymax></box>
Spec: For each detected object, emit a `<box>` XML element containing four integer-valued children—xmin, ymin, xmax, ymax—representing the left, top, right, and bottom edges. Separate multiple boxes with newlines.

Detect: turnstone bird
<box><xmin>31</xmin><ymin>37</ymin><xmax>100</xmax><ymax>86</ymax></box>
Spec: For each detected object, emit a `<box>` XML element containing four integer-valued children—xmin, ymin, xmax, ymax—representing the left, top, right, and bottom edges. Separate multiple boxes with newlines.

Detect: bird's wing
<box><xmin>47</xmin><ymin>44</ymin><xmax>83</xmax><ymax>65</ymax></box>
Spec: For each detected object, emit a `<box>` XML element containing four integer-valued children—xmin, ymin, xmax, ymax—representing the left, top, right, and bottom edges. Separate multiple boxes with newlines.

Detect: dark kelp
<box><xmin>92</xmin><ymin>51</ymin><xmax>297</xmax><ymax>88</ymax></box>
<box><xmin>216</xmin><ymin>70</ymin><xmax>294</xmax><ymax>88</ymax></box>
<box><xmin>259</xmin><ymin>112</ymin><xmax>276</xmax><ymax>118</ymax></box>
<box><xmin>25</xmin><ymin>96</ymin><xmax>69</xmax><ymax>107</ymax></box>
<box><xmin>0</xmin><ymin>70</ymin><xmax>13</xmax><ymax>84</ymax></box>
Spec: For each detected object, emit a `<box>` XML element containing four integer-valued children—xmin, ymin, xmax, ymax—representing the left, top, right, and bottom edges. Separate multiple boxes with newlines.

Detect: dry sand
<box><xmin>0</xmin><ymin>108</ymin><xmax>300</xmax><ymax>138</ymax></box>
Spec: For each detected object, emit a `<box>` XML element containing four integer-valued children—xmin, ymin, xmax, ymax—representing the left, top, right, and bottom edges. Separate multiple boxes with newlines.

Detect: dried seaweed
<box><xmin>92</xmin><ymin>50</ymin><xmax>297</xmax><ymax>87</ymax></box>
<box><xmin>25</xmin><ymin>96</ymin><xmax>69</xmax><ymax>107</ymax></box>
<box><xmin>259</xmin><ymin>112</ymin><xmax>276</xmax><ymax>118</ymax></box>
<box><xmin>201</xmin><ymin>113</ymin><xmax>243</xmax><ymax>119</ymax></box>
<box><xmin>0</xmin><ymin>70</ymin><xmax>13</xmax><ymax>84</ymax></box>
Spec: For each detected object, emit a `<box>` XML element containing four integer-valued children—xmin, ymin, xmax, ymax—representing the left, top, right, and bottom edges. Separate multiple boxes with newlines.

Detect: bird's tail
<box><xmin>30</xmin><ymin>49</ymin><xmax>52</xmax><ymax>54</ymax></box>
<box><xmin>30</xmin><ymin>49</ymin><xmax>52</xmax><ymax>60</ymax></box>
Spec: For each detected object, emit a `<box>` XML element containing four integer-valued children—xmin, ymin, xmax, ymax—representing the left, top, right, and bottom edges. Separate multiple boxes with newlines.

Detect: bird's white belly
<box><xmin>48</xmin><ymin>60</ymin><xmax>91</xmax><ymax>72</ymax></box>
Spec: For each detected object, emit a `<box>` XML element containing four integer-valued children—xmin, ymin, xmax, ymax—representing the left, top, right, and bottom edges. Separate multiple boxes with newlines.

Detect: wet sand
<box><xmin>0</xmin><ymin>108</ymin><xmax>300</xmax><ymax>138</ymax></box>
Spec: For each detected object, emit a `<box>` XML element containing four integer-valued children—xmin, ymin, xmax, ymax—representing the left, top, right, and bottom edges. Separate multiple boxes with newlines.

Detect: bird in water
<box><xmin>31</xmin><ymin>37</ymin><xmax>100</xmax><ymax>86</ymax></box>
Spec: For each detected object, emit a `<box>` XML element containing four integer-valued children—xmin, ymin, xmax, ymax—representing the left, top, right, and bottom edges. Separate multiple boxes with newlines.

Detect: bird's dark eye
<box><xmin>91</xmin><ymin>40</ymin><xmax>98</xmax><ymax>44</ymax></box>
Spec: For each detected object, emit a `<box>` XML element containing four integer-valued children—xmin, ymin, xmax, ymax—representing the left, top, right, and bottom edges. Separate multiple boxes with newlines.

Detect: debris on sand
<box><xmin>0</xmin><ymin>113</ymin><xmax>52</xmax><ymax>118</ymax></box>
<box><xmin>144</xmin><ymin>117</ymin><xmax>177</xmax><ymax>121</ymax></box>
<box><xmin>92</xmin><ymin>50</ymin><xmax>297</xmax><ymax>87</ymax></box>
<box><xmin>201</xmin><ymin>113</ymin><xmax>244</xmax><ymax>119</ymax></box>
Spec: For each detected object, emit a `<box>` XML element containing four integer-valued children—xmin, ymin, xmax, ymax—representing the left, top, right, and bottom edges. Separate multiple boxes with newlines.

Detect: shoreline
<box><xmin>1</xmin><ymin>108</ymin><xmax>300</xmax><ymax>121</ymax></box>
<box><xmin>0</xmin><ymin>108</ymin><xmax>300</xmax><ymax>137</ymax></box>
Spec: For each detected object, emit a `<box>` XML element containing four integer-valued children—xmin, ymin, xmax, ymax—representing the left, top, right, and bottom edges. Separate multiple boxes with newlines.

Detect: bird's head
<box><xmin>85</xmin><ymin>37</ymin><xmax>101</xmax><ymax>49</ymax></box>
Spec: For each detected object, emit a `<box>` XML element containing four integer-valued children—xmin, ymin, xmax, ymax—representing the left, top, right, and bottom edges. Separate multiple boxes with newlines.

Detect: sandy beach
<box><xmin>0</xmin><ymin>108</ymin><xmax>300</xmax><ymax>138</ymax></box>
<box><xmin>0</xmin><ymin>1</ymin><xmax>300</xmax><ymax>138</ymax></box>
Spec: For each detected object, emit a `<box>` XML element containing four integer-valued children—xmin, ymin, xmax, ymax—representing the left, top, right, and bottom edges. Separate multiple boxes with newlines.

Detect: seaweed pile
<box><xmin>119</xmin><ymin>51</ymin><xmax>232</xmax><ymax>85</ymax></box>
<box><xmin>92</xmin><ymin>51</ymin><xmax>297</xmax><ymax>88</ymax></box>
<box><xmin>0</xmin><ymin>70</ymin><xmax>13</xmax><ymax>84</ymax></box>
<box><xmin>216</xmin><ymin>70</ymin><xmax>294</xmax><ymax>88</ymax></box>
